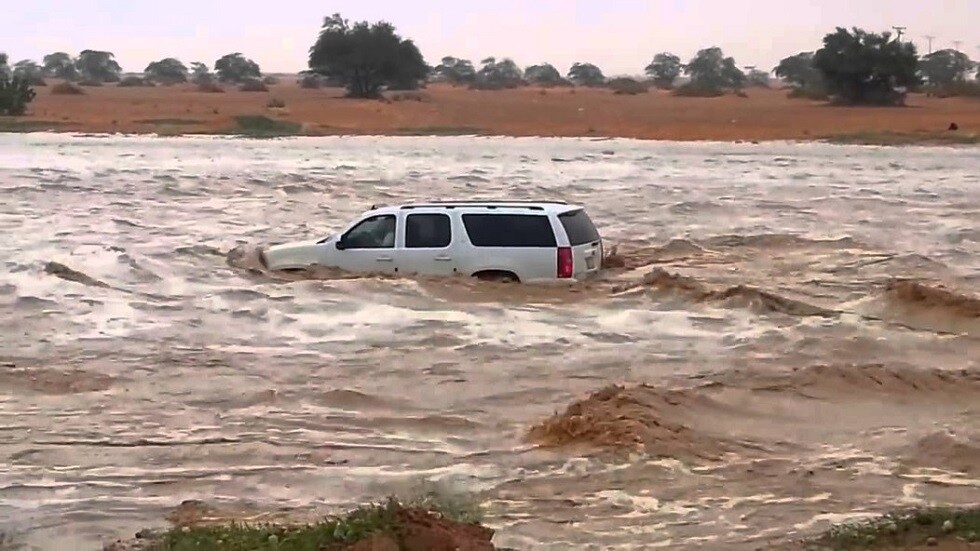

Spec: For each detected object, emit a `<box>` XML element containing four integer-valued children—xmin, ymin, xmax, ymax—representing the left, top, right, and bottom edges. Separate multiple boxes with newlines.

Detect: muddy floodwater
<box><xmin>1</xmin><ymin>133</ymin><xmax>978</xmax><ymax>550</ymax></box>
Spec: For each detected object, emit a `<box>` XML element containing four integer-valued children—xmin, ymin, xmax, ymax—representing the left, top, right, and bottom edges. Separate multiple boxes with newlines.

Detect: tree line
<box><xmin>2</xmin><ymin>18</ymin><xmax>979</xmax><ymax>116</ymax></box>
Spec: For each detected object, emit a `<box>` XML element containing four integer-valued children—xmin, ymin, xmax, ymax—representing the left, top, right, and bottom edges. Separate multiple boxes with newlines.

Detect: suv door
<box><xmin>396</xmin><ymin>211</ymin><xmax>457</xmax><ymax>276</ymax></box>
<box><xmin>334</xmin><ymin>214</ymin><xmax>398</xmax><ymax>274</ymax></box>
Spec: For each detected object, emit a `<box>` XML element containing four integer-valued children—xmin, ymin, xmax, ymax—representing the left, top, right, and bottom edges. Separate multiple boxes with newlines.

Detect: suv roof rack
<box><xmin>397</xmin><ymin>200</ymin><xmax>568</xmax><ymax>210</ymax></box>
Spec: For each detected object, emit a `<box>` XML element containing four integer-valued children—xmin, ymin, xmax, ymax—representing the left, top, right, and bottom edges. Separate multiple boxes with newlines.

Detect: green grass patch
<box><xmin>0</xmin><ymin>119</ymin><xmax>69</xmax><ymax>132</ymax></box>
<box><xmin>230</xmin><ymin>115</ymin><xmax>302</xmax><ymax>137</ymax></box>
<box><xmin>150</xmin><ymin>488</ymin><xmax>483</xmax><ymax>550</ymax></box>
<box><xmin>805</xmin><ymin>506</ymin><xmax>980</xmax><ymax>549</ymax></box>
<box><xmin>394</xmin><ymin>126</ymin><xmax>484</xmax><ymax>136</ymax></box>
<box><xmin>823</xmin><ymin>130</ymin><xmax>980</xmax><ymax>146</ymax></box>
<box><xmin>134</xmin><ymin>118</ymin><xmax>206</xmax><ymax>125</ymax></box>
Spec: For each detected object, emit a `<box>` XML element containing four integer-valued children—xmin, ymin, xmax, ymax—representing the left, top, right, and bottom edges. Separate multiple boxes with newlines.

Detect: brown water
<box><xmin>1</xmin><ymin>134</ymin><xmax>978</xmax><ymax>550</ymax></box>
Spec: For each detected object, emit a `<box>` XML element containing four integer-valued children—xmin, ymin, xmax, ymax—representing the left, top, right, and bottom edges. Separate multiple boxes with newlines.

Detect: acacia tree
<box><xmin>145</xmin><ymin>58</ymin><xmax>189</xmax><ymax>84</ymax></box>
<box><xmin>813</xmin><ymin>27</ymin><xmax>919</xmax><ymax>105</ymax></box>
<box><xmin>0</xmin><ymin>53</ymin><xmax>8</xmax><ymax>78</ymax></box>
<box><xmin>567</xmin><ymin>62</ymin><xmax>605</xmax><ymax>86</ymax></box>
<box><xmin>919</xmin><ymin>49</ymin><xmax>975</xmax><ymax>86</ymax></box>
<box><xmin>524</xmin><ymin>63</ymin><xmax>564</xmax><ymax>85</ymax></box>
<box><xmin>76</xmin><ymin>50</ymin><xmax>122</xmax><ymax>82</ymax></box>
<box><xmin>684</xmin><ymin>47</ymin><xmax>745</xmax><ymax>91</ymax></box>
<box><xmin>434</xmin><ymin>56</ymin><xmax>476</xmax><ymax>85</ymax></box>
<box><xmin>645</xmin><ymin>52</ymin><xmax>682</xmax><ymax>88</ymax></box>
<box><xmin>12</xmin><ymin>60</ymin><xmax>46</xmax><ymax>85</ymax></box>
<box><xmin>308</xmin><ymin>13</ymin><xmax>429</xmax><ymax>98</ymax></box>
<box><xmin>43</xmin><ymin>52</ymin><xmax>78</xmax><ymax>80</ymax></box>
<box><xmin>214</xmin><ymin>53</ymin><xmax>261</xmax><ymax>83</ymax></box>
<box><xmin>473</xmin><ymin>57</ymin><xmax>523</xmax><ymax>89</ymax></box>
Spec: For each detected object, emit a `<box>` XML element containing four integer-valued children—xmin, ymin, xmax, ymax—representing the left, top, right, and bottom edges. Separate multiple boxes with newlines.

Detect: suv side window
<box><xmin>406</xmin><ymin>213</ymin><xmax>452</xmax><ymax>248</ymax></box>
<box><xmin>342</xmin><ymin>215</ymin><xmax>396</xmax><ymax>249</ymax></box>
<box><xmin>462</xmin><ymin>214</ymin><xmax>557</xmax><ymax>247</ymax></box>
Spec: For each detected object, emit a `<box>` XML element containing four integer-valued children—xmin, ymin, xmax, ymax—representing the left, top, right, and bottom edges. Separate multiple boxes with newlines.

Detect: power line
<box><xmin>893</xmin><ymin>26</ymin><xmax>907</xmax><ymax>41</ymax></box>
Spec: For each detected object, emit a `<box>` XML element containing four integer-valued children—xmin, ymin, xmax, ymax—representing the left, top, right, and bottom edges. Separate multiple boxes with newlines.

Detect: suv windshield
<box><xmin>558</xmin><ymin>209</ymin><xmax>600</xmax><ymax>246</ymax></box>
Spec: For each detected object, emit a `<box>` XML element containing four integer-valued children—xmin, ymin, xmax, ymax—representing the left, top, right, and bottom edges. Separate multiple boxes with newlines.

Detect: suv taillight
<box><xmin>557</xmin><ymin>246</ymin><xmax>573</xmax><ymax>278</ymax></box>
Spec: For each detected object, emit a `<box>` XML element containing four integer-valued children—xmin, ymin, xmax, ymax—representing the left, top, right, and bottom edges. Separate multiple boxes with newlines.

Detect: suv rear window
<box><xmin>462</xmin><ymin>214</ymin><xmax>557</xmax><ymax>247</ymax></box>
<box><xmin>558</xmin><ymin>209</ymin><xmax>600</xmax><ymax>246</ymax></box>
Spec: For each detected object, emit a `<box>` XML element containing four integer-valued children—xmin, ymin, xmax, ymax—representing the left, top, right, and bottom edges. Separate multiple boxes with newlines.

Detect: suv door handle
<box><xmin>434</xmin><ymin>256</ymin><xmax>452</xmax><ymax>262</ymax></box>
<box><xmin>376</xmin><ymin>256</ymin><xmax>394</xmax><ymax>262</ymax></box>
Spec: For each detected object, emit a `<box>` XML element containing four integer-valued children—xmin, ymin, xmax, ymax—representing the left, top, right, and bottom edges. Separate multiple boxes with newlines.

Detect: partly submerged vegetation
<box><xmin>802</xmin><ymin>506</ymin><xmax>980</xmax><ymax>549</ymax></box>
<box><xmin>109</xmin><ymin>488</ymin><xmax>490</xmax><ymax>551</ymax></box>
<box><xmin>823</xmin><ymin>130</ymin><xmax>980</xmax><ymax>146</ymax></box>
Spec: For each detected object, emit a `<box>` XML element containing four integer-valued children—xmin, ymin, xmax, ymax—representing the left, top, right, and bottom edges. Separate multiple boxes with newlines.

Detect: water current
<box><xmin>0</xmin><ymin>133</ymin><xmax>978</xmax><ymax>550</ymax></box>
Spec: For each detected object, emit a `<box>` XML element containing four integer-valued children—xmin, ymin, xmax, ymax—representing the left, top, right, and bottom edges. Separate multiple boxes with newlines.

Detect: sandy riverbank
<box><xmin>5</xmin><ymin>79</ymin><xmax>980</xmax><ymax>143</ymax></box>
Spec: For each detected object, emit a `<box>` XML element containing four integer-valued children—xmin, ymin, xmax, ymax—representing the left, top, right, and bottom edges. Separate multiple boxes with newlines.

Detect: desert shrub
<box><xmin>117</xmin><ymin>76</ymin><xmax>153</xmax><ymax>87</ymax></box>
<box><xmin>232</xmin><ymin>115</ymin><xmax>301</xmax><ymax>136</ymax></box>
<box><xmin>607</xmin><ymin>77</ymin><xmax>648</xmax><ymax>95</ymax></box>
<box><xmin>735</xmin><ymin>89</ymin><xmax>749</xmax><ymax>98</ymax></box>
<box><xmin>51</xmin><ymin>82</ymin><xmax>85</xmax><ymax>95</ymax></box>
<box><xmin>266</xmin><ymin>97</ymin><xmax>286</xmax><ymax>108</ymax></box>
<box><xmin>299</xmin><ymin>74</ymin><xmax>321</xmax><ymax>89</ymax></box>
<box><xmin>262</xmin><ymin>75</ymin><xmax>280</xmax><ymax>86</ymax></box>
<box><xmin>469</xmin><ymin>79</ymin><xmax>525</xmax><ymax>91</ymax></box>
<box><xmin>239</xmin><ymin>78</ymin><xmax>268</xmax><ymax>92</ymax></box>
<box><xmin>77</xmin><ymin>79</ymin><xmax>104</xmax><ymax>87</ymax></box>
<box><xmin>0</xmin><ymin>75</ymin><xmax>37</xmax><ymax>116</ymax></box>
<box><xmin>389</xmin><ymin>91</ymin><xmax>430</xmax><ymax>102</ymax></box>
<box><xmin>926</xmin><ymin>81</ymin><xmax>980</xmax><ymax>98</ymax></box>
<box><xmin>672</xmin><ymin>83</ymin><xmax>726</xmax><ymax>97</ymax></box>
<box><xmin>196</xmin><ymin>82</ymin><xmax>224</xmax><ymax>93</ymax></box>
<box><xmin>787</xmin><ymin>86</ymin><xmax>829</xmax><ymax>101</ymax></box>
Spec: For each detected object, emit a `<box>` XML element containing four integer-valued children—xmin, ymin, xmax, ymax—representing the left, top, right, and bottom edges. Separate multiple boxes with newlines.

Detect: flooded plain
<box><xmin>0</xmin><ymin>133</ymin><xmax>978</xmax><ymax>550</ymax></box>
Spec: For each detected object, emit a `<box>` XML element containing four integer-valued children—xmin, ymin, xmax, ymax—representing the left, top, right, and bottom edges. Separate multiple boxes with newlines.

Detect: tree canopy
<box><xmin>145</xmin><ymin>58</ymin><xmax>188</xmax><ymax>84</ymax></box>
<box><xmin>308</xmin><ymin>13</ymin><xmax>429</xmax><ymax>98</ymax></box>
<box><xmin>43</xmin><ymin>52</ymin><xmax>78</xmax><ymax>81</ymax></box>
<box><xmin>214</xmin><ymin>53</ymin><xmax>261</xmax><ymax>83</ymax></box>
<box><xmin>0</xmin><ymin>73</ymin><xmax>36</xmax><ymax>116</ymax></box>
<box><xmin>919</xmin><ymin>49</ymin><xmax>975</xmax><ymax>86</ymax></box>
<box><xmin>474</xmin><ymin>57</ymin><xmax>523</xmax><ymax>89</ymax></box>
<box><xmin>0</xmin><ymin>53</ymin><xmax>8</xmax><ymax>78</ymax></box>
<box><xmin>434</xmin><ymin>56</ymin><xmax>476</xmax><ymax>85</ymax></box>
<box><xmin>567</xmin><ymin>62</ymin><xmax>605</xmax><ymax>87</ymax></box>
<box><xmin>813</xmin><ymin>27</ymin><xmax>919</xmax><ymax>105</ymax></box>
<box><xmin>645</xmin><ymin>53</ymin><xmax>682</xmax><ymax>88</ymax></box>
<box><xmin>524</xmin><ymin>63</ymin><xmax>564</xmax><ymax>85</ymax></box>
<box><xmin>76</xmin><ymin>50</ymin><xmax>122</xmax><ymax>82</ymax></box>
<box><xmin>684</xmin><ymin>47</ymin><xmax>745</xmax><ymax>91</ymax></box>
<box><xmin>773</xmin><ymin>51</ymin><xmax>823</xmax><ymax>90</ymax></box>
<box><xmin>12</xmin><ymin>60</ymin><xmax>45</xmax><ymax>85</ymax></box>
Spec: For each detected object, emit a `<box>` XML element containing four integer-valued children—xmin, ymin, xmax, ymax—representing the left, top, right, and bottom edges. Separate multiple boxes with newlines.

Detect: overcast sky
<box><xmin>6</xmin><ymin>0</ymin><xmax>978</xmax><ymax>76</ymax></box>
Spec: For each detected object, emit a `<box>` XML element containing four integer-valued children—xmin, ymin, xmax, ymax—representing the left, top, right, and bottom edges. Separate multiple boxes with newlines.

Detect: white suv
<box><xmin>260</xmin><ymin>201</ymin><xmax>603</xmax><ymax>283</ymax></box>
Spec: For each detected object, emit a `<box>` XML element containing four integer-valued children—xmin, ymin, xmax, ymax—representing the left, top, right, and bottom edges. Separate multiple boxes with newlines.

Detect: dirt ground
<box><xmin>14</xmin><ymin>78</ymin><xmax>980</xmax><ymax>141</ymax></box>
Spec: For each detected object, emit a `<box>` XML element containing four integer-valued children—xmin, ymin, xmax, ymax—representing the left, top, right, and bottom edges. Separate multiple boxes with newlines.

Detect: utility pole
<box><xmin>893</xmin><ymin>26</ymin><xmax>907</xmax><ymax>41</ymax></box>
<box><xmin>952</xmin><ymin>40</ymin><xmax>962</xmax><ymax>52</ymax></box>
<box><xmin>924</xmin><ymin>35</ymin><xmax>935</xmax><ymax>54</ymax></box>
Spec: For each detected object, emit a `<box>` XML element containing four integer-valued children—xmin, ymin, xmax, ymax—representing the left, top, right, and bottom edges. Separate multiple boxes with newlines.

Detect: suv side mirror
<box><xmin>335</xmin><ymin>237</ymin><xmax>348</xmax><ymax>251</ymax></box>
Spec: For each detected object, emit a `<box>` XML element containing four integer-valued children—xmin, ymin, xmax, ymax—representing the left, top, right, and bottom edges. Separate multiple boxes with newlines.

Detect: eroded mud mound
<box><xmin>884</xmin><ymin>280</ymin><xmax>980</xmax><ymax>319</ymax></box>
<box><xmin>904</xmin><ymin>432</ymin><xmax>980</xmax><ymax>476</ymax></box>
<box><xmin>702</xmin><ymin>234</ymin><xmax>865</xmax><ymax>251</ymax></box>
<box><xmin>109</xmin><ymin>500</ymin><xmax>498</xmax><ymax>551</ymax></box>
<box><xmin>740</xmin><ymin>364</ymin><xmax>980</xmax><ymax>401</ymax></box>
<box><xmin>617</xmin><ymin>268</ymin><xmax>837</xmax><ymax>317</ymax></box>
<box><xmin>0</xmin><ymin>364</ymin><xmax>115</xmax><ymax>395</ymax></box>
<box><xmin>42</xmin><ymin>261</ymin><xmax>111</xmax><ymax>288</ymax></box>
<box><xmin>603</xmin><ymin>239</ymin><xmax>711</xmax><ymax>270</ymax></box>
<box><xmin>526</xmin><ymin>384</ymin><xmax>734</xmax><ymax>460</ymax></box>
